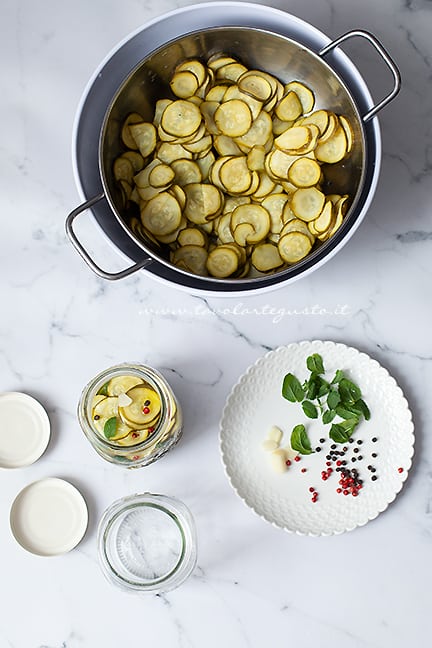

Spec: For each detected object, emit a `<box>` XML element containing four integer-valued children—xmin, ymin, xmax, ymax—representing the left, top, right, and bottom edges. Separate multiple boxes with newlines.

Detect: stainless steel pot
<box><xmin>67</xmin><ymin>21</ymin><xmax>400</xmax><ymax>287</ymax></box>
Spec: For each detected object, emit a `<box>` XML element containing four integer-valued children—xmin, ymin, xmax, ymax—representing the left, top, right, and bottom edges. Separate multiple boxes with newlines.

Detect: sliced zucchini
<box><xmin>216</xmin><ymin>62</ymin><xmax>248</xmax><ymax>82</ymax></box>
<box><xmin>157</xmin><ymin>142</ymin><xmax>193</xmax><ymax>164</ymax></box>
<box><xmin>338</xmin><ymin>115</ymin><xmax>354</xmax><ymax>153</ymax></box>
<box><xmin>288</xmin><ymin>157</ymin><xmax>321</xmax><ymax>188</ymax></box>
<box><xmin>231</xmin><ymin>204</ymin><xmax>270</xmax><ymax>244</ymax></box>
<box><xmin>206</xmin><ymin>246</ymin><xmax>239</xmax><ymax>277</ymax></box>
<box><xmin>176</xmin><ymin>59</ymin><xmax>207</xmax><ymax>87</ymax></box>
<box><xmin>313</xmin><ymin>200</ymin><xmax>333</xmax><ymax>233</ymax></box>
<box><xmin>219</xmin><ymin>156</ymin><xmax>252</xmax><ymax>194</ymax></box>
<box><xmin>235</xmin><ymin>110</ymin><xmax>273</xmax><ymax>149</ymax></box>
<box><xmin>121</xmin><ymin>151</ymin><xmax>145</xmax><ymax>173</ymax></box>
<box><xmin>148</xmin><ymin>163</ymin><xmax>175</xmax><ymax>188</ymax></box>
<box><xmin>214</xmin><ymin>100</ymin><xmax>252</xmax><ymax>137</ymax></box>
<box><xmin>92</xmin><ymin>397</ymin><xmax>131</xmax><ymax>441</ymax></box>
<box><xmin>274</xmin><ymin>126</ymin><xmax>311</xmax><ymax>153</ymax></box>
<box><xmin>106</xmin><ymin>375</ymin><xmax>144</xmax><ymax>397</ymax></box>
<box><xmin>113</xmin><ymin>157</ymin><xmax>134</xmax><ymax>185</ymax></box>
<box><xmin>116</xmin><ymin>428</ymin><xmax>153</xmax><ymax>447</ymax></box>
<box><xmin>141</xmin><ymin>192</ymin><xmax>182</xmax><ymax>236</ymax></box>
<box><xmin>161</xmin><ymin>100</ymin><xmax>202</xmax><ymax>137</ymax></box>
<box><xmin>251</xmin><ymin>243</ymin><xmax>283</xmax><ymax>271</ymax></box>
<box><xmin>291</xmin><ymin>187</ymin><xmax>325</xmax><ymax>222</ymax></box>
<box><xmin>278</xmin><ymin>231</ymin><xmax>313</xmax><ymax>263</ymax></box>
<box><xmin>178</xmin><ymin>227</ymin><xmax>208</xmax><ymax>247</ymax></box>
<box><xmin>171</xmin><ymin>245</ymin><xmax>208</xmax><ymax>275</ymax></box>
<box><xmin>121</xmin><ymin>113</ymin><xmax>145</xmax><ymax>150</ymax></box>
<box><xmin>184</xmin><ymin>183</ymin><xmax>222</xmax><ymax>223</ymax></box>
<box><xmin>315</xmin><ymin>125</ymin><xmax>347</xmax><ymax>163</ymax></box>
<box><xmin>170</xmin><ymin>70</ymin><xmax>199</xmax><ymax>98</ymax></box>
<box><xmin>238</xmin><ymin>72</ymin><xmax>273</xmax><ymax>102</ymax></box>
<box><xmin>171</xmin><ymin>158</ymin><xmax>202</xmax><ymax>186</ymax></box>
<box><xmin>275</xmin><ymin>91</ymin><xmax>303</xmax><ymax>122</ymax></box>
<box><xmin>118</xmin><ymin>385</ymin><xmax>161</xmax><ymax>428</ymax></box>
<box><xmin>284</xmin><ymin>81</ymin><xmax>315</xmax><ymax>114</ymax></box>
<box><xmin>129</xmin><ymin>122</ymin><xmax>157</xmax><ymax>158</ymax></box>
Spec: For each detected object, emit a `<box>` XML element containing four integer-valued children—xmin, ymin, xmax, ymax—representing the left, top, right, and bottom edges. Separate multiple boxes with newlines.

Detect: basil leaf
<box><xmin>339</xmin><ymin>418</ymin><xmax>359</xmax><ymax>434</ymax></box>
<box><xmin>317</xmin><ymin>378</ymin><xmax>330</xmax><ymax>398</ymax></box>
<box><xmin>290</xmin><ymin>424</ymin><xmax>314</xmax><ymax>455</ymax></box>
<box><xmin>329</xmin><ymin>423</ymin><xmax>351</xmax><ymax>444</ymax></box>
<box><xmin>327</xmin><ymin>389</ymin><xmax>340</xmax><ymax>410</ymax></box>
<box><xmin>104</xmin><ymin>416</ymin><xmax>118</xmax><ymax>439</ymax></box>
<box><xmin>282</xmin><ymin>373</ymin><xmax>304</xmax><ymax>402</ymax></box>
<box><xmin>339</xmin><ymin>378</ymin><xmax>362</xmax><ymax>404</ymax></box>
<box><xmin>356</xmin><ymin>398</ymin><xmax>371</xmax><ymax>420</ymax></box>
<box><xmin>302</xmin><ymin>400</ymin><xmax>318</xmax><ymax>419</ymax></box>
<box><xmin>306</xmin><ymin>353</ymin><xmax>325</xmax><ymax>374</ymax></box>
<box><xmin>331</xmin><ymin>369</ymin><xmax>345</xmax><ymax>384</ymax></box>
<box><xmin>335</xmin><ymin>405</ymin><xmax>359</xmax><ymax>420</ymax></box>
<box><xmin>322</xmin><ymin>409</ymin><xmax>336</xmax><ymax>424</ymax></box>
<box><xmin>97</xmin><ymin>381</ymin><xmax>110</xmax><ymax>396</ymax></box>
<box><xmin>305</xmin><ymin>373</ymin><xmax>319</xmax><ymax>400</ymax></box>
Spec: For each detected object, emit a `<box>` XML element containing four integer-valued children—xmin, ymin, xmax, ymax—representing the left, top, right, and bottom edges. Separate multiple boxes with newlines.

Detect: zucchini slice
<box><xmin>291</xmin><ymin>187</ymin><xmax>325</xmax><ymax>222</ymax></box>
<box><xmin>206</xmin><ymin>246</ymin><xmax>239</xmax><ymax>277</ymax></box>
<box><xmin>278</xmin><ymin>231</ymin><xmax>313</xmax><ymax>263</ymax></box>
<box><xmin>215</xmin><ymin>100</ymin><xmax>252</xmax><ymax>137</ymax></box>
<box><xmin>141</xmin><ymin>192</ymin><xmax>182</xmax><ymax>236</ymax></box>
<box><xmin>251</xmin><ymin>243</ymin><xmax>284</xmax><ymax>271</ymax></box>
<box><xmin>106</xmin><ymin>375</ymin><xmax>144</xmax><ymax>397</ymax></box>
<box><xmin>118</xmin><ymin>385</ymin><xmax>161</xmax><ymax>428</ymax></box>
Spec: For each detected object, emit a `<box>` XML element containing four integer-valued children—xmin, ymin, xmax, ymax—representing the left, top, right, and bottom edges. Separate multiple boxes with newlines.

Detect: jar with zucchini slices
<box><xmin>78</xmin><ymin>364</ymin><xmax>182</xmax><ymax>467</ymax></box>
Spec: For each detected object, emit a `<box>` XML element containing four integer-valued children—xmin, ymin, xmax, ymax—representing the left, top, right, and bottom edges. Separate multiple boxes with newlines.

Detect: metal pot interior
<box><xmin>100</xmin><ymin>26</ymin><xmax>366</xmax><ymax>284</ymax></box>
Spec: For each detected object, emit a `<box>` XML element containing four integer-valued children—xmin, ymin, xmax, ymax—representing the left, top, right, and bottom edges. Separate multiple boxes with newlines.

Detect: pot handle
<box><xmin>65</xmin><ymin>193</ymin><xmax>153</xmax><ymax>280</ymax></box>
<box><xmin>319</xmin><ymin>30</ymin><xmax>401</xmax><ymax>123</ymax></box>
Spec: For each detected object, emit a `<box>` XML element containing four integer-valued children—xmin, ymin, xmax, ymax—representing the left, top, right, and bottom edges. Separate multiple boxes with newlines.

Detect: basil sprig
<box><xmin>282</xmin><ymin>353</ymin><xmax>370</xmax><ymax>447</ymax></box>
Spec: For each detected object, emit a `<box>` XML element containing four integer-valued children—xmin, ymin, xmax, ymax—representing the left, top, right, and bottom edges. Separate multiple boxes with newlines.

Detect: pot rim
<box><xmin>70</xmin><ymin>2</ymin><xmax>388</xmax><ymax>293</ymax></box>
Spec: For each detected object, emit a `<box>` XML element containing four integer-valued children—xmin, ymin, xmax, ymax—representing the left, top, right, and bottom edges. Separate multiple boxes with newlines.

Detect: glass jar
<box><xmin>97</xmin><ymin>493</ymin><xmax>197</xmax><ymax>593</ymax></box>
<box><xmin>78</xmin><ymin>363</ymin><xmax>182</xmax><ymax>468</ymax></box>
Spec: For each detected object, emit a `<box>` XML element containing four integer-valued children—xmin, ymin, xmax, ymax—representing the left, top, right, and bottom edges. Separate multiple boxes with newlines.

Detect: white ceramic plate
<box><xmin>0</xmin><ymin>392</ymin><xmax>51</xmax><ymax>468</ymax></box>
<box><xmin>10</xmin><ymin>478</ymin><xmax>88</xmax><ymax>556</ymax></box>
<box><xmin>220</xmin><ymin>341</ymin><xmax>414</xmax><ymax>536</ymax></box>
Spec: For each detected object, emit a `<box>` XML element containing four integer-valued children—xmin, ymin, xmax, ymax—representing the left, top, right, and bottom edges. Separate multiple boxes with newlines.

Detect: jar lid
<box><xmin>10</xmin><ymin>478</ymin><xmax>88</xmax><ymax>556</ymax></box>
<box><xmin>0</xmin><ymin>392</ymin><xmax>51</xmax><ymax>468</ymax></box>
<box><xmin>97</xmin><ymin>493</ymin><xmax>197</xmax><ymax>593</ymax></box>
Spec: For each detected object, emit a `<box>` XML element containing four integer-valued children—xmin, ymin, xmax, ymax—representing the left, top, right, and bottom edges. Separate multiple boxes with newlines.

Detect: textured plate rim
<box><xmin>219</xmin><ymin>340</ymin><xmax>415</xmax><ymax>536</ymax></box>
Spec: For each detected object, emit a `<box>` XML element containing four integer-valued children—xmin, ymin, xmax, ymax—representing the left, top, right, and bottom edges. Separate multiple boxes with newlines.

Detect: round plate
<box><xmin>220</xmin><ymin>341</ymin><xmax>414</xmax><ymax>536</ymax></box>
<box><xmin>10</xmin><ymin>478</ymin><xmax>88</xmax><ymax>555</ymax></box>
<box><xmin>0</xmin><ymin>392</ymin><xmax>51</xmax><ymax>468</ymax></box>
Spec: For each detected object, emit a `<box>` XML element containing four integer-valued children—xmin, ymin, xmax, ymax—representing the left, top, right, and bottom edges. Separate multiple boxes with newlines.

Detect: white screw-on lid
<box><xmin>0</xmin><ymin>392</ymin><xmax>51</xmax><ymax>468</ymax></box>
<box><xmin>10</xmin><ymin>478</ymin><xmax>88</xmax><ymax>556</ymax></box>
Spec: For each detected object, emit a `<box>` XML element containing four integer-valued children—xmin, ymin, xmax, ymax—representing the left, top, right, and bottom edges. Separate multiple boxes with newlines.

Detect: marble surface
<box><xmin>1</xmin><ymin>0</ymin><xmax>431</xmax><ymax>646</ymax></box>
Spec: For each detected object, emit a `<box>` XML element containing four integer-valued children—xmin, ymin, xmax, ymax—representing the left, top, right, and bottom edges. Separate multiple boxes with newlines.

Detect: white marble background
<box><xmin>1</xmin><ymin>0</ymin><xmax>431</xmax><ymax>646</ymax></box>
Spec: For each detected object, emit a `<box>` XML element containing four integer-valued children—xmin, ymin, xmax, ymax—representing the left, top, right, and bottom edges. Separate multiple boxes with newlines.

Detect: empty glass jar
<box><xmin>97</xmin><ymin>493</ymin><xmax>197</xmax><ymax>593</ymax></box>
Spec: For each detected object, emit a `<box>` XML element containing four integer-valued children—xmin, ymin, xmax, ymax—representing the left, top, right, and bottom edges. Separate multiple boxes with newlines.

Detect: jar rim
<box><xmin>97</xmin><ymin>493</ymin><xmax>197</xmax><ymax>593</ymax></box>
